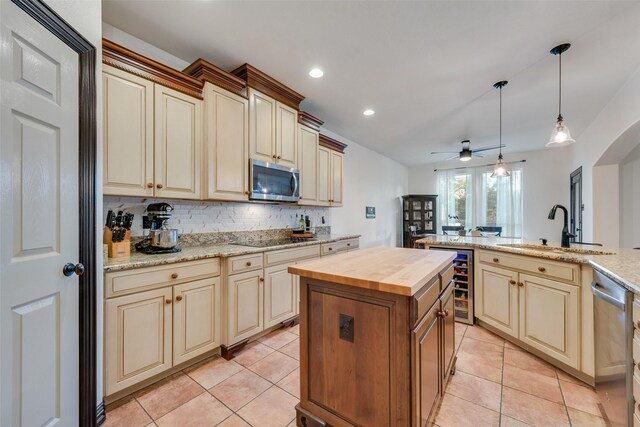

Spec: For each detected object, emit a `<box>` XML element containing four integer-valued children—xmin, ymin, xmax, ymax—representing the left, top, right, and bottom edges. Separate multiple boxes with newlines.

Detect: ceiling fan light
<box><xmin>460</xmin><ymin>150</ymin><xmax>472</xmax><ymax>161</ymax></box>
<box><xmin>546</xmin><ymin>118</ymin><xmax>575</xmax><ymax>147</ymax></box>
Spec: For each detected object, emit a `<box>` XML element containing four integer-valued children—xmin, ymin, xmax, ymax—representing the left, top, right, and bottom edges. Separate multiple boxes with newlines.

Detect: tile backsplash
<box><xmin>103</xmin><ymin>197</ymin><xmax>332</xmax><ymax>237</ymax></box>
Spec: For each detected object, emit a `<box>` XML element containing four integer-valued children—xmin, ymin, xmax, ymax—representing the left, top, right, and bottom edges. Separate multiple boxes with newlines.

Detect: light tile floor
<box><xmin>105</xmin><ymin>322</ymin><xmax>606</xmax><ymax>427</ymax></box>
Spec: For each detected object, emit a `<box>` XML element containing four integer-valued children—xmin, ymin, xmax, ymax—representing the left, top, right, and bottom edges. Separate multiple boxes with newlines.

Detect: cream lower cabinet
<box><xmin>264</xmin><ymin>262</ymin><xmax>297</xmax><ymax>328</ymax></box>
<box><xmin>105</xmin><ymin>287</ymin><xmax>173</xmax><ymax>395</ymax></box>
<box><xmin>476</xmin><ymin>257</ymin><xmax>580</xmax><ymax>369</ymax></box>
<box><xmin>173</xmin><ymin>277</ymin><xmax>222</xmax><ymax>366</ymax></box>
<box><xmin>227</xmin><ymin>269</ymin><xmax>264</xmax><ymax>345</ymax></box>
<box><xmin>204</xmin><ymin>82</ymin><xmax>249</xmax><ymax>201</ymax></box>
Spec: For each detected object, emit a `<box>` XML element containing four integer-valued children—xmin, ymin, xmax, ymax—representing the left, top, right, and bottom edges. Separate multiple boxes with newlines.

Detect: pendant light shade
<box><xmin>491</xmin><ymin>81</ymin><xmax>510</xmax><ymax>178</ymax></box>
<box><xmin>547</xmin><ymin>43</ymin><xmax>575</xmax><ymax>147</ymax></box>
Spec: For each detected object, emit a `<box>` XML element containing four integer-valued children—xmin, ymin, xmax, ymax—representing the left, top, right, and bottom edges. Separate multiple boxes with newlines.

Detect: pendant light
<box><xmin>491</xmin><ymin>81</ymin><xmax>510</xmax><ymax>178</ymax></box>
<box><xmin>547</xmin><ymin>43</ymin><xmax>575</xmax><ymax>147</ymax></box>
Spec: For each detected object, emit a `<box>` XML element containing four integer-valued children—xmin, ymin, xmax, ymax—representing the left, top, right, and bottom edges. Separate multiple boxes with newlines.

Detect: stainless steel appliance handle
<box><xmin>291</xmin><ymin>173</ymin><xmax>299</xmax><ymax>197</ymax></box>
<box><xmin>592</xmin><ymin>281</ymin><xmax>625</xmax><ymax>309</ymax></box>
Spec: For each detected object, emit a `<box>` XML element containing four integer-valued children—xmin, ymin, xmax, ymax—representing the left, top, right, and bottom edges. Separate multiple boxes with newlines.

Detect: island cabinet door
<box><xmin>411</xmin><ymin>302</ymin><xmax>441</xmax><ymax>427</ymax></box>
<box><xmin>105</xmin><ymin>287</ymin><xmax>173</xmax><ymax>396</ymax></box>
<box><xmin>227</xmin><ymin>270</ymin><xmax>264</xmax><ymax>345</ymax></box>
<box><xmin>264</xmin><ymin>263</ymin><xmax>297</xmax><ymax>328</ymax></box>
<box><xmin>173</xmin><ymin>277</ymin><xmax>221</xmax><ymax>366</ymax></box>
<box><xmin>440</xmin><ymin>282</ymin><xmax>456</xmax><ymax>387</ymax></box>
<box><xmin>476</xmin><ymin>264</ymin><xmax>519</xmax><ymax>338</ymax></box>
<box><xmin>518</xmin><ymin>273</ymin><xmax>580</xmax><ymax>368</ymax></box>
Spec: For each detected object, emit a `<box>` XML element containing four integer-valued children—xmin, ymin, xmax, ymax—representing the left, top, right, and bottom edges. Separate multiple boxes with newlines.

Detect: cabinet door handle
<box><xmin>272</xmin><ymin>154</ymin><xmax>277</xmax><ymax>159</ymax></box>
<box><xmin>509</xmin><ymin>280</ymin><xmax>516</xmax><ymax>285</ymax></box>
<box><xmin>538</xmin><ymin>266</ymin><xmax>546</xmax><ymax>272</ymax></box>
<box><xmin>493</xmin><ymin>257</ymin><xmax>499</xmax><ymax>263</ymax></box>
<box><xmin>147</xmin><ymin>183</ymin><xmax>153</xmax><ymax>188</ymax></box>
<box><xmin>165</xmin><ymin>298</ymin><xmax>172</xmax><ymax>305</ymax></box>
<box><xmin>276</xmin><ymin>155</ymin><xmax>281</xmax><ymax>160</ymax></box>
<box><xmin>246</xmin><ymin>261</ymin><xmax>252</xmax><ymax>267</ymax></box>
<box><xmin>518</xmin><ymin>282</ymin><xmax>524</xmax><ymax>287</ymax></box>
<box><xmin>437</xmin><ymin>311</ymin><xmax>446</xmax><ymax>318</ymax></box>
<box><xmin>156</xmin><ymin>183</ymin><xmax>163</xmax><ymax>189</ymax></box>
<box><xmin>259</xmin><ymin>277</ymin><xmax>264</xmax><ymax>282</ymax></box>
<box><xmin>176</xmin><ymin>295</ymin><xmax>183</xmax><ymax>302</ymax></box>
<box><xmin>444</xmin><ymin>309</ymin><xmax>450</xmax><ymax>317</ymax></box>
<box><xmin>171</xmin><ymin>273</ymin><xmax>178</xmax><ymax>279</ymax></box>
<box><xmin>244</xmin><ymin>191</ymin><xmax>250</xmax><ymax>195</ymax></box>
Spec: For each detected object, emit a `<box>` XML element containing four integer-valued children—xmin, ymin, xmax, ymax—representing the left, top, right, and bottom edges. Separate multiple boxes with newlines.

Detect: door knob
<box><xmin>63</xmin><ymin>263</ymin><xmax>85</xmax><ymax>277</ymax></box>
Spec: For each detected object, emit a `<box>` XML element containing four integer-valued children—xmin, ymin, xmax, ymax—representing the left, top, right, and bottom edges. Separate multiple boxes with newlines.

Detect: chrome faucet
<box><xmin>547</xmin><ymin>204</ymin><xmax>575</xmax><ymax>248</ymax></box>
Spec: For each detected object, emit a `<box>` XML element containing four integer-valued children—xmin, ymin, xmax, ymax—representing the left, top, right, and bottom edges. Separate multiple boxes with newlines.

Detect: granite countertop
<box><xmin>104</xmin><ymin>234</ymin><xmax>361</xmax><ymax>273</ymax></box>
<box><xmin>289</xmin><ymin>247</ymin><xmax>456</xmax><ymax>296</ymax></box>
<box><xmin>415</xmin><ymin>235</ymin><xmax>640</xmax><ymax>294</ymax></box>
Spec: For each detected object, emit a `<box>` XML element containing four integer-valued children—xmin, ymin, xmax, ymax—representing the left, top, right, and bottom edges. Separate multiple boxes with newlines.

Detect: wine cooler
<box><xmin>422</xmin><ymin>246</ymin><xmax>474</xmax><ymax>325</ymax></box>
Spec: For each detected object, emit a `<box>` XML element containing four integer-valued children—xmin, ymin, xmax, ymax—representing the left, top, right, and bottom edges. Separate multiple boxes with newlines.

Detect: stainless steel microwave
<box><xmin>249</xmin><ymin>159</ymin><xmax>300</xmax><ymax>202</ymax></box>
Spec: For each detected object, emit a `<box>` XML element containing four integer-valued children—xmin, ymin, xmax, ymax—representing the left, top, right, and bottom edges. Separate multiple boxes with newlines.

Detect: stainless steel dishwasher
<box><xmin>592</xmin><ymin>269</ymin><xmax>633</xmax><ymax>426</ymax></box>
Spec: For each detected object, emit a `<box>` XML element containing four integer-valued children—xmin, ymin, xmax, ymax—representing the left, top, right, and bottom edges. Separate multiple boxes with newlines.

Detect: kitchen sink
<box><xmin>496</xmin><ymin>243</ymin><xmax>615</xmax><ymax>255</ymax></box>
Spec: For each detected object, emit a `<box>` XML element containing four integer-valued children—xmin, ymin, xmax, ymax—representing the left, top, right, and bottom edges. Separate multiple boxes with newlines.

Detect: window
<box><xmin>436</xmin><ymin>165</ymin><xmax>523</xmax><ymax>237</ymax></box>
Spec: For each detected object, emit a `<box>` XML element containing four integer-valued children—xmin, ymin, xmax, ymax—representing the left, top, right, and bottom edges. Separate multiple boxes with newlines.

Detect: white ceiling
<box><xmin>102</xmin><ymin>1</ymin><xmax>640</xmax><ymax>166</ymax></box>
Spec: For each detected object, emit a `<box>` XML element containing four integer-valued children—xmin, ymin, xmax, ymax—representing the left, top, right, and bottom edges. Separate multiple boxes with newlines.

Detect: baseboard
<box><xmin>96</xmin><ymin>400</ymin><xmax>106</xmax><ymax>426</ymax></box>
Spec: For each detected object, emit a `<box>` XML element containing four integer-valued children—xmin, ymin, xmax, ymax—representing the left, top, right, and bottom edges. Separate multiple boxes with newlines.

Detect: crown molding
<box><xmin>298</xmin><ymin>111</ymin><xmax>324</xmax><ymax>131</ymax></box>
<box><xmin>319</xmin><ymin>133</ymin><xmax>348</xmax><ymax>153</ymax></box>
<box><xmin>183</xmin><ymin>58</ymin><xmax>247</xmax><ymax>97</ymax></box>
<box><xmin>231</xmin><ymin>63</ymin><xmax>304</xmax><ymax>109</ymax></box>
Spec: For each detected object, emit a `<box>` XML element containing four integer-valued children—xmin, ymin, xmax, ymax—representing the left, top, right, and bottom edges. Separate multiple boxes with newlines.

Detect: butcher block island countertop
<box><xmin>288</xmin><ymin>246</ymin><xmax>456</xmax><ymax>296</ymax></box>
<box><xmin>289</xmin><ymin>247</ymin><xmax>457</xmax><ymax>427</ymax></box>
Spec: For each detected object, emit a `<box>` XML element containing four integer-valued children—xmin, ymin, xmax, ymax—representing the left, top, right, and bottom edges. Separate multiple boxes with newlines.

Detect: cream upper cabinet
<box><xmin>154</xmin><ymin>84</ymin><xmax>202</xmax><ymax>200</ymax></box>
<box><xmin>227</xmin><ymin>269</ymin><xmax>264</xmax><ymax>345</ymax></box>
<box><xmin>173</xmin><ymin>277</ymin><xmax>222</xmax><ymax>366</ymax></box>
<box><xmin>476</xmin><ymin>263</ymin><xmax>519</xmax><ymax>338</ymax></box>
<box><xmin>105</xmin><ymin>287</ymin><xmax>173</xmax><ymax>395</ymax></box>
<box><xmin>102</xmin><ymin>65</ymin><xmax>154</xmax><ymax>197</ymax></box>
<box><xmin>330</xmin><ymin>150</ymin><xmax>344</xmax><ymax>206</ymax></box>
<box><xmin>249</xmin><ymin>88</ymin><xmax>276</xmax><ymax>163</ymax></box>
<box><xmin>276</xmin><ymin>102</ymin><xmax>298</xmax><ymax>168</ymax></box>
<box><xmin>298</xmin><ymin>125</ymin><xmax>319</xmax><ymax>204</ymax></box>
<box><xmin>248</xmin><ymin>88</ymin><xmax>298</xmax><ymax>167</ymax></box>
<box><xmin>317</xmin><ymin>146</ymin><xmax>331</xmax><ymax>206</ymax></box>
<box><xmin>519</xmin><ymin>273</ymin><xmax>579</xmax><ymax>368</ymax></box>
<box><xmin>264</xmin><ymin>263</ymin><xmax>297</xmax><ymax>328</ymax></box>
<box><xmin>204</xmin><ymin>83</ymin><xmax>249</xmax><ymax>201</ymax></box>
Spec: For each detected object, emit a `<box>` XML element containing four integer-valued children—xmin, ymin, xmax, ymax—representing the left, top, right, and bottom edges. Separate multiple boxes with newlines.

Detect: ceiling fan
<box><xmin>430</xmin><ymin>140</ymin><xmax>505</xmax><ymax>162</ymax></box>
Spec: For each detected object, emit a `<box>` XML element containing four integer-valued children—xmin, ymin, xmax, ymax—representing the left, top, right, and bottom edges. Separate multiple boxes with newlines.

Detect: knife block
<box><xmin>104</xmin><ymin>227</ymin><xmax>131</xmax><ymax>259</ymax></box>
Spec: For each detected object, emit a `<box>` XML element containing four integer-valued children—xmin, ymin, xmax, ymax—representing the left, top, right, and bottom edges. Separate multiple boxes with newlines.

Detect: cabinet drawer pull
<box><xmin>156</xmin><ymin>183</ymin><xmax>163</xmax><ymax>189</ymax></box>
<box><xmin>347</xmin><ymin>243</ymin><xmax>351</xmax><ymax>247</ymax></box>
<box><xmin>328</xmin><ymin>247</ymin><xmax>333</xmax><ymax>251</ymax></box>
<box><xmin>171</xmin><ymin>273</ymin><xmax>178</xmax><ymax>279</ymax></box>
<box><xmin>147</xmin><ymin>182</ymin><xmax>153</xmax><ymax>188</ymax></box>
<box><xmin>165</xmin><ymin>298</ymin><xmax>172</xmax><ymax>305</ymax></box>
<box><xmin>493</xmin><ymin>257</ymin><xmax>499</xmax><ymax>263</ymax></box>
<box><xmin>176</xmin><ymin>295</ymin><xmax>183</xmax><ymax>302</ymax></box>
<box><xmin>538</xmin><ymin>266</ymin><xmax>546</xmax><ymax>272</ymax></box>
<box><xmin>246</xmin><ymin>261</ymin><xmax>252</xmax><ymax>267</ymax></box>
<box><xmin>509</xmin><ymin>280</ymin><xmax>516</xmax><ymax>285</ymax></box>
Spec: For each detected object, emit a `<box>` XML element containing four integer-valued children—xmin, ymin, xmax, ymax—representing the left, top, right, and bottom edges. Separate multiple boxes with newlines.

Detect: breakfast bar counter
<box><xmin>289</xmin><ymin>247</ymin><xmax>456</xmax><ymax>427</ymax></box>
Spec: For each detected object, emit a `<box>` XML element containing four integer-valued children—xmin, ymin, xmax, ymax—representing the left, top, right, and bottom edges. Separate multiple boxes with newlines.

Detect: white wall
<box><xmin>408</xmin><ymin>148</ymin><xmax>572</xmax><ymax>241</ymax></box>
<box><xmin>321</xmin><ymin>130</ymin><xmax>409</xmax><ymax>248</ymax></box>
<box><xmin>47</xmin><ymin>0</ymin><xmax>103</xmax><ymax>409</ymax></box>
<box><xmin>570</xmin><ymin>65</ymin><xmax>640</xmax><ymax>245</ymax></box>
<box><xmin>620</xmin><ymin>143</ymin><xmax>640</xmax><ymax>248</ymax></box>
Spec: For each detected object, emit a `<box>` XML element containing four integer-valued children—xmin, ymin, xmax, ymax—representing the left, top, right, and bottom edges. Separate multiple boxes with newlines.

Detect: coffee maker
<box><xmin>136</xmin><ymin>202</ymin><xmax>181</xmax><ymax>254</ymax></box>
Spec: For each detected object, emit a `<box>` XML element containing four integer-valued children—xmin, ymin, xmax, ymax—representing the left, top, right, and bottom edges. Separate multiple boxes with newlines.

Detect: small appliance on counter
<box><xmin>136</xmin><ymin>202</ymin><xmax>181</xmax><ymax>254</ymax></box>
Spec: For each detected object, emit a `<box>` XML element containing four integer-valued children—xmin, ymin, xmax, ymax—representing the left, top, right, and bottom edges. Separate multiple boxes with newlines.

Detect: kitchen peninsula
<box><xmin>289</xmin><ymin>247</ymin><xmax>456</xmax><ymax>427</ymax></box>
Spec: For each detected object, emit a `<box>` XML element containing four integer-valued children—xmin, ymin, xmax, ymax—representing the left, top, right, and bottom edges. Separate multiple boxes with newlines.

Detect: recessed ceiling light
<box><xmin>309</xmin><ymin>68</ymin><xmax>323</xmax><ymax>78</ymax></box>
<box><xmin>363</xmin><ymin>109</ymin><xmax>375</xmax><ymax>116</ymax></box>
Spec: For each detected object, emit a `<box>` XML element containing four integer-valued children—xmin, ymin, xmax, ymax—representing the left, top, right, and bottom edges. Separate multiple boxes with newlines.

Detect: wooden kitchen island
<box><xmin>288</xmin><ymin>247</ymin><xmax>457</xmax><ymax>427</ymax></box>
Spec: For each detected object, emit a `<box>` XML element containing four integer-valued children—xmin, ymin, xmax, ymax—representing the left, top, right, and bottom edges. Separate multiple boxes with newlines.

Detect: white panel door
<box><xmin>173</xmin><ymin>277</ymin><xmax>221</xmax><ymax>365</ymax></box>
<box><xmin>0</xmin><ymin>3</ymin><xmax>79</xmax><ymax>425</ymax></box>
<box><xmin>154</xmin><ymin>85</ymin><xmax>202</xmax><ymax>200</ymax></box>
<box><xmin>476</xmin><ymin>264</ymin><xmax>519</xmax><ymax>338</ymax></box>
<box><xmin>264</xmin><ymin>263</ymin><xmax>297</xmax><ymax>328</ymax></box>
